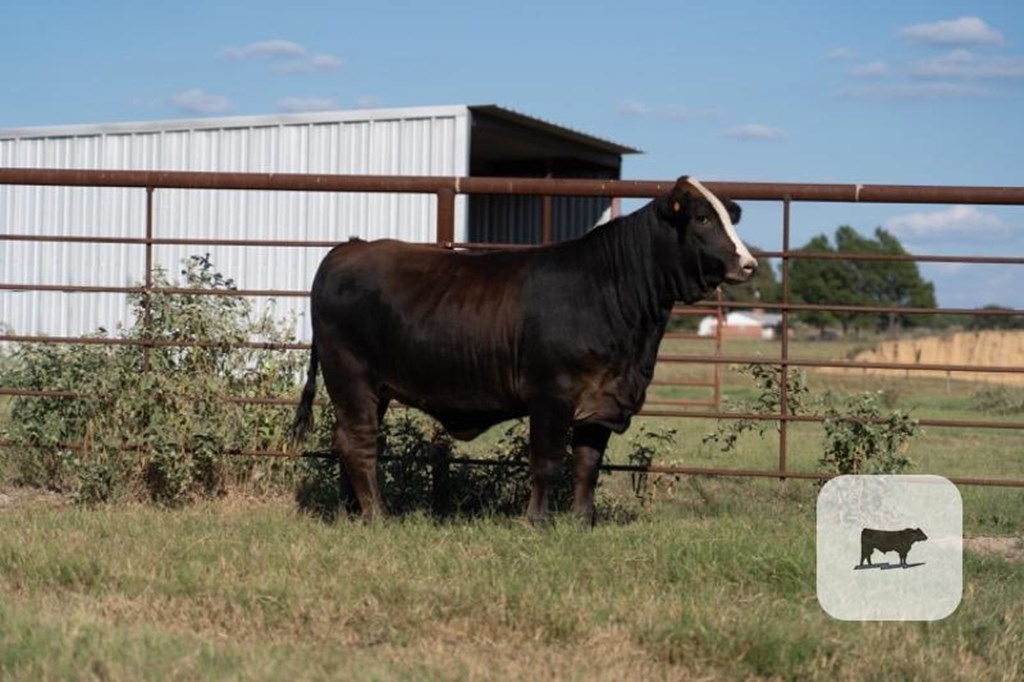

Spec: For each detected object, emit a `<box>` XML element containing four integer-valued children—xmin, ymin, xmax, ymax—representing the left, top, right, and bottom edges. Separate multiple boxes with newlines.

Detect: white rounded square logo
<box><xmin>817</xmin><ymin>475</ymin><xmax>962</xmax><ymax>621</ymax></box>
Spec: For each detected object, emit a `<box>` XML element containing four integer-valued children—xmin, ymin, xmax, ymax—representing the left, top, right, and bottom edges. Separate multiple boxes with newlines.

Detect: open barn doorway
<box><xmin>466</xmin><ymin>105</ymin><xmax>639</xmax><ymax>245</ymax></box>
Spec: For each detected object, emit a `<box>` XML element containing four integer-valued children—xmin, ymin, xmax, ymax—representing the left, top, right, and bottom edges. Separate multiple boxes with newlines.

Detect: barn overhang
<box><xmin>467</xmin><ymin>105</ymin><xmax>640</xmax><ymax>179</ymax></box>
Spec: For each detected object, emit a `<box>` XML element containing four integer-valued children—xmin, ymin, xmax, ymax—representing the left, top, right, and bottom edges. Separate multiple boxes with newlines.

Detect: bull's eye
<box><xmin>696</xmin><ymin>214</ymin><xmax>712</xmax><ymax>226</ymax></box>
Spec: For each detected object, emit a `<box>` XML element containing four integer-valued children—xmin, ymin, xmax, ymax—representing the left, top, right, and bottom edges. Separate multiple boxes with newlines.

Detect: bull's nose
<box><xmin>742</xmin><ymin>257</ymin><xmax>758</xmax><ymax>277</ymax></box>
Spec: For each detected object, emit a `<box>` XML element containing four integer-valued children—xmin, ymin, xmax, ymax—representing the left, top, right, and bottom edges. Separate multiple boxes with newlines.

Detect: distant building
<box><xmin>698</xmin><ymin>309</ymin><xmax>783</xmax><ymax>340</ymax></box>
<box><xmin>0</xmin><ymin>104</ymin><xmax>639</xmax><ymax>338</ymax></box>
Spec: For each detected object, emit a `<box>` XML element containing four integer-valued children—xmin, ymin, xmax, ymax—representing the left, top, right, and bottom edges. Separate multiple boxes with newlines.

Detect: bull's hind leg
<box><xmin>526</xmin><ymin>399</ymin><xmax>573</xmax><ymax>526</ymax></box>
<box><xmin>571</xmin><ymin>424</ymin><xmax>610</xmax><ymax>527</ymax></box>
<box><xmin>318</xmin><ymin>341</ymin><xmax>384</xmax><ymax>521</ymax></box>
<box><xmin>331</xmin><ymin>398</ymin><xmax>384</xmax><ymax>521</ymax></box>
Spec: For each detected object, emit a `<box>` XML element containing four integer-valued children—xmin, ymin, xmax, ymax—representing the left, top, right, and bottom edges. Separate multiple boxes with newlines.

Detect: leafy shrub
<box><xmin>703</xmin><ymin>364</ymin><xmax>808</xmax><ymax>452</ymax></box>
<box><xmin>817</xmin><ymin>392</ymin><xmax>918</xmax><ymax>476</ymax></box>
<box><xmin>705</xmin><ymin>364</ymin><xmax>918</xmax><ymax>478</ymax></box>
<box><xmin>626</xmin><ymin>425</ymin><xmax>679</xmax><ymax>507</ymax></box>
<box><xmin>1</xmin><ymin>256</ymin><xmax>306</xmax><ymax>504</ymax></box>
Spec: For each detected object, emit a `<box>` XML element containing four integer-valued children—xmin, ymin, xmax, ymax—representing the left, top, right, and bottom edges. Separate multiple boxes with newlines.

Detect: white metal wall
<box><xmin>0</xmin><ymin>107</ymin><xmax>471</xmax><ymax>340</ymax></box>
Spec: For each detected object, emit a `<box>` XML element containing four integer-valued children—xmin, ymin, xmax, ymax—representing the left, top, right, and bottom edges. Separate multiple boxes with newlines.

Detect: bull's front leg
<box><xmin>525</xmin><ymin>398</ymin><xmax>573</xmax><ymax>526</ymax></box>
<box><xmin>571</xmin><ymin>423</ymin><xmax>610</xmax><ymax>527</ymax></box>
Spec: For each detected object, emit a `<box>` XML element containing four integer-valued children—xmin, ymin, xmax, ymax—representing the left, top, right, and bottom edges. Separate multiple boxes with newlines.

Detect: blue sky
<box><xmin>2</xmin><ymin>1</ymin><xmax>1022</xmax><ymax>308</ymax></box>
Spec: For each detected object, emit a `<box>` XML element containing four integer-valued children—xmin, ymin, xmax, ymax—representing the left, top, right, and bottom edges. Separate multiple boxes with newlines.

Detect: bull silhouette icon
<box><xmin>857</xmin><ymin>527</ymin><xmax>928</xmax><ymax>569</ymax></box>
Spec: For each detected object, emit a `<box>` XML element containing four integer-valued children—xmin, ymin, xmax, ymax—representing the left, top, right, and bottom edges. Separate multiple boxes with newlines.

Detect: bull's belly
<box><xmin>385</xmin><ymin>382</ymin><xmax>525</xmax><ymax>441</ymax></box>
<box><xmin>377</xmin><ymin>358</ymin><xmax>651</xmax><ymax>439</ymax></box>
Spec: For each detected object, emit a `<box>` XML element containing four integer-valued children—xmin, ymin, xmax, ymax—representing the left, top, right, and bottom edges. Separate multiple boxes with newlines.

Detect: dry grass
<box><xmin>1</xmin><ymin>481</ymin><xmax>1022</xmax><ymax>681</ymax></box>
<box><xmin>2</xmin><ymin>337</ymin><xmax>1024</xmax><ymax>679</ymax></box>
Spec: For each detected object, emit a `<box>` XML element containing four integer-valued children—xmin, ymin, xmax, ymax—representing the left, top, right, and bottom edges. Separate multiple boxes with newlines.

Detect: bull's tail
<box><xmin>291</xmin><ymin>341</ymin><xmax>320</xmax><ymax>445</ymax></box>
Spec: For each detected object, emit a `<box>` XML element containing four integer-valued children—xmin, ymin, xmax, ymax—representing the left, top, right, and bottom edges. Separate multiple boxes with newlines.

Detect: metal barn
<box><xmin>0</xmin><ymin>105</ymin><xmax>638</xmax><ymax>338</ymax></box>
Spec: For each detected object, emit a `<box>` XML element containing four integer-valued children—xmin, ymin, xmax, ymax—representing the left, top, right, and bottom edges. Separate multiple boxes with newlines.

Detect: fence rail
<box><xmin>2</xmin><ymin>167</ymin><xmax>1022</xmax><ymax>488</ymax></box>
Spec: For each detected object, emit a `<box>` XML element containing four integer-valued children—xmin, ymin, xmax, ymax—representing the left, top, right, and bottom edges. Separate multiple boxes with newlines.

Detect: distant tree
<box><xmin>790</xmin><ymin>226</ymin><xmax>937</xmax><ymax>336</ymax></box>
<box><xmin>790</xmin><ymin>234</ymin><xmax>848</xmax><ymax>335</ymax></box>
<box><xmin>860</xmin><ymin>227</ymin><xmax>936</xmax><ymax>330</ymax></box>
<box><xmin>969</xmin><ymin>305</ymin><xmax>1024</xmax><ymax>330</ymax></box>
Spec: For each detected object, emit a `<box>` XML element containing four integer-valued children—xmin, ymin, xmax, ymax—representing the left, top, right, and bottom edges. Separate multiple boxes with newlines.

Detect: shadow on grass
<box><xmin>853</xmin><ymin>562</ymin><xmax>926</xmax><ymax>570</ymax></box>
<box><xmin>293</xmin><ymin>455</ymin><xmax>642</xmax><ymax>526</ymax></box>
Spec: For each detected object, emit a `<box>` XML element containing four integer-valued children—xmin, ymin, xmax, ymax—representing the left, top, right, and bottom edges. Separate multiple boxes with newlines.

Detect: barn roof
<box><xmin>1</xmin><ymin>103</ymin><xmax>638</xmax><ymax>179</ymax></box>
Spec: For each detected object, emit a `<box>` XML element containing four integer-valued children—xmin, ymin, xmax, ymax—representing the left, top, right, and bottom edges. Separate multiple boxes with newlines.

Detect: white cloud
<box><xmin>273</xmin><ymin>53</ymin><xmax>344</xmax><ymax>74</ymax></box>
<box><xmin>849</xmin><ymin>60</ymin><xmax>888</xmax><ymax>78</ymax></box>
<box><xmin>222</xmin><ymin>39</ymin><xmax>306</xmax><ymax>59</ymax></box>
<box><xmin>725</xmin><ymin>123</ymin><xmax>785</xmax><ymax>140</ymax></box>
<box><xmin>172</xmin><ymin>89</ymin><xmax>230</xmax><ymax>114</ymax></box>
<box><xmin>617</xmin><ymin>101</ymin><xmax>716</xmax><ymax>120</ymax></box>
<box><xmin>222</xmin><ymin>39</ymin><xmax>342</xmax><ymax>74</ymax></box>
<box><xmin>828</xmin><ymin>47</ymin><xmax>857</xmax><ymax>61</ymax></box>
<box><xmin>885</xmin><ymin>205</ymin><xmax>1007</xmax><ymax>240</ymax></box>
<box><xmin>898</xmin><ymin>17</ymin><xmax>1004</xmax><ymax>47</ymax></box>
<box><xmin>277</xmin><ymin>96</ymin><xmax>338</xmax><ymax>112</ymax></box>
<box><xmin>910</xmin><ymin>49</ymin><xmax>1024</xmax><ymax>79</ymax></box>
<box><xmin>837</xmin><ymin>82</ymin><xmax>996</xmax><ymax>100</ymax></box>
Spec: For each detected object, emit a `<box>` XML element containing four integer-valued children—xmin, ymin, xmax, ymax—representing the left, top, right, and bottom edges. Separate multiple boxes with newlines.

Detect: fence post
<box><xmin>437</xmin><ymin>188</ymin><xmax>455</xmax><ymax>245</ymax></box>
<box><xmin>541</xmin><ymin>195</ymin><xmax>553</xmax><ymax>245</ymax></box>
<box><xmin>778</xmin><ymin>197</ymin><xmax>792</xmax><ymax>480</ymax></box>
<box><xmin>142</xmin><ymin>186</ymin><xmax>154</xmax><ymax>372</ymax></box>
<box><xmin>541</xmin><ymin>164</ymin><xmax>553</xmax><ymax>245</ymax></box>
<box><xmin>431</xmin><ymin>433</ymin><xmax>451</xmax><ymax>517</ymax></box>
<box><xmin>713</xmin><ymin>288</ymin><xmax>724</xmax><ymax>410</ymax></box>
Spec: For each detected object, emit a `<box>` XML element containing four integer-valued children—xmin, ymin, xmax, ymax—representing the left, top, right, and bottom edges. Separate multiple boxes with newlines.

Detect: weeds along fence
<box><xmin>1</xmin><ymin>168</ymin><xmax>1023</xmax><ymax>489</ymax></box>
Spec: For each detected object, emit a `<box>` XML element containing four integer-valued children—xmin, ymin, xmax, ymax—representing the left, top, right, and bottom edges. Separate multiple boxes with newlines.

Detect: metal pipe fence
<box><xmin>1</xmin><ymin>167</ymin><xmax>1022</xmax><ymax>487</ymax></box>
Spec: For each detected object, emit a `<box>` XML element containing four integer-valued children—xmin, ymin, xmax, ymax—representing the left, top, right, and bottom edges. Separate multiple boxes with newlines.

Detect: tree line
<box><xmin>719</xmin><ymin>225</ymin><xmax>1022</xmax><ymax>336</ymax></box>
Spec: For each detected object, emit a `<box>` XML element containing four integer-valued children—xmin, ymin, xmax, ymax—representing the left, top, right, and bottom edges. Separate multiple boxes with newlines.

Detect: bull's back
<box><xmin>311</xmin><ymin>240</ymin><xmax>532</xmax><ymax>410</ymax></box>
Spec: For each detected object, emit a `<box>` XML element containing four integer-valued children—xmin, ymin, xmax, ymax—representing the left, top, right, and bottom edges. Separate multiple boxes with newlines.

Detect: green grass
<box><xmin>2</xmin><ymin>337</ymin><xmax>1023</xmax><ymax>679</ymax></box>
<box><xmin>1</xmin><ymin>485</ymin><xmax>1021</xmax><ymax>681</ymax></box>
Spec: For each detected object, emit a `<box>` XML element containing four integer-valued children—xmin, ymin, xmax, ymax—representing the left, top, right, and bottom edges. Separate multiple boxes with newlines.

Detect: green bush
<box><xmin>817</xmin><ymin>392</ymin><xmax>918</xmax><ymax>476</ymax></box>
<box><xmin>1</xmin><ymin>256</ymin><xmax>306</xmax><ymax>504</ymax></box>
<box><xmin>703</xmin><ymin>364</ymin><xmax>808</xmax><ymax>452</ymax></box>
<box><xmin>626</xmin><ymin>424</ymin><xmax>679</xmax><ymax>507</ymax></box>
<box><xmin>705</xmin><ymin>364</ymin><xmax>918</xmax><ymax>478</ymax></box>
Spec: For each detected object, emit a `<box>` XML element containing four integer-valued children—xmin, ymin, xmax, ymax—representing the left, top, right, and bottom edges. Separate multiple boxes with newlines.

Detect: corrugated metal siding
<box><xmin>0</xmin><ymin>108</ymin><xmax>471</xmax><ymax>340</ymax></box>
<box><xmin>467</xmin><ymin>194</ymin><xmax>612</xmax><ymax>244</ymax></box>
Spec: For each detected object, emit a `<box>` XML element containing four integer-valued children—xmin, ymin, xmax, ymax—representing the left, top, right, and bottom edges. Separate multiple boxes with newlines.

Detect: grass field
<box><xmin>1</xmin><ymin>337</ymin><xmax>1023</xmax><ymax>680</ymax></box>
<box><xmin>1</xmin><ymin>485</ymin><xmax>1022</xmax><ymax>681</ymax></box>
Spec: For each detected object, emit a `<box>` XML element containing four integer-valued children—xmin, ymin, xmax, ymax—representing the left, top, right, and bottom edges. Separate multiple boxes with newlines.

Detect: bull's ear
<box><xmin>726</xmin><ymin>199</ymin><xmax>741</xmax><ymax>225</ymax></box>
<box><xmin>659</xmin><ymin>176</ymin><xmax>699</xmax><ymax>220</ymax></box>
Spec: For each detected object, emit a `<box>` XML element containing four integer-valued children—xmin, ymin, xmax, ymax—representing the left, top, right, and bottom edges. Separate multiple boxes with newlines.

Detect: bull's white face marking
<box><xmin>685</xmin><ymin>178</ymin><xmax>757</xmax><ymax>276</ymax></box>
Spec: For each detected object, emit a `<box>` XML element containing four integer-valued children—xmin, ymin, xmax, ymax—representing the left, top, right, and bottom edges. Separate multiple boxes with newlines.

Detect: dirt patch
<box><xmin>818</xmin><ymin>331</ymin><xmax>1024</xmax><ymax>386</ymax></box>
<box><xmin>965</xmin><ymin>536</ymin><xmax>1024</xmax><ymax>562</ymax></box>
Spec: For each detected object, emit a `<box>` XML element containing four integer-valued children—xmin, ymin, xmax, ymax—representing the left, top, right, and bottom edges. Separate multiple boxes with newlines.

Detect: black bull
<box><xmin>292</xmin><ymin>176</ymin><xmax>757</xmax><ymax>524</ymax></box>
